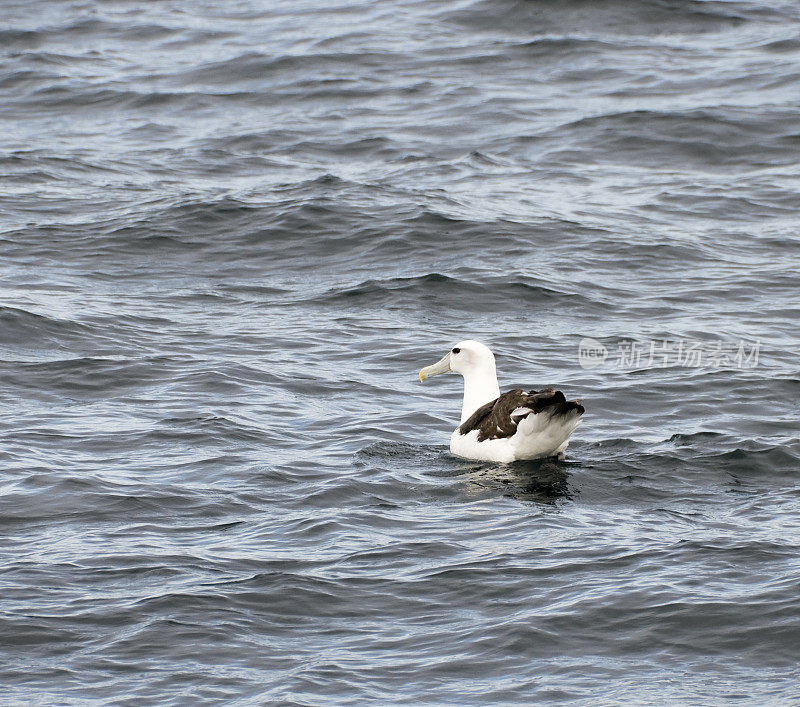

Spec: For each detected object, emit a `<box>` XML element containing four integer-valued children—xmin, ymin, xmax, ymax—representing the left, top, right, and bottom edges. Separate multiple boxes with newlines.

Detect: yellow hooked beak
<box><xmin>419</xmin><ymin>352</ymin><xmax>451</xmax><ymax>382</ymax></box>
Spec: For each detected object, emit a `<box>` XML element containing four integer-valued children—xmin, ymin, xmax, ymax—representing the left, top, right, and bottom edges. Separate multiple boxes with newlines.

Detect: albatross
<box><xmin>419</xmin><ymin>340</ymin><xmax>584</xmax><ymax>463</ymax></box>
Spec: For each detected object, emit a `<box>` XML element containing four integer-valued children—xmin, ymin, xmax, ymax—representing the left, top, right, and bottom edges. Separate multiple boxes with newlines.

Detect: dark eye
<box><xmin>452</xmin><ymin>347</ymin><xmax>460</xmax><ymax>354</ymax></box>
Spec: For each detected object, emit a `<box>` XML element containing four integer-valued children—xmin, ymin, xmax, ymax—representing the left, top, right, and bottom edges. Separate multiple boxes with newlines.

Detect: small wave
<box><xmin>309</xmin><ymin>273</ymin><xmax>599</xmax><ymax>312</ymax></box>
<box><xmin>547</xmin><ymin>108</ymin><xmax>800</xmax><ymax>167</ymax></box>
<box><xmin>0</xmin><ymin>306</ymin><xmax>98</xmax><ymax>349</ymax></box>
<box><xmin>762</xmin><ymin>38</ymin><xmax>800</xmax><ymax>52</ymax></box>
<box><xmin>153</xmin><ymin>412</ymin><xmax>265</xmax><ymax>444</ymax></box>
<box><xmin>0</xmin><ymin>28</ymin><xmax>41</xmax><ymax>47</ymax></box>
<box><xmin>0</xmin><ymin>355</ymin><xmax>187</xmax><ymax>403</ymax></box>
<box><xmin>355</xmin><ymin>440</ymin><xmax>444</xmax><ymax>460</ymax></box>
<box><xmin>709</xmin><ymin>445</ymin><xmax>800</xmax><ymax>470</ymax></box>
<box><xmin>444</xmin><ymin>0</ymin><xmax>749</xmax><ymax>34</ymax></box>
<box><xmin>667</xmin><ymin>431</ymin><xmax>728</xmax><ymax>446</ymax></box>
<box><xmin>511</xmin><ymin>36</ymin><xmax>625</xmax><ymax>57</ymax></box>
<box><xmin>181</xmin><ymin>51</ymin><xmax>407</xmax><ymax>86</ymax></box>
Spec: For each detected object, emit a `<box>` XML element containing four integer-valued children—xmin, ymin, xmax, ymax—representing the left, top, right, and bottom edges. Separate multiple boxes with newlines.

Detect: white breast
<box><xmin>449</xmin><ymin>412</ymin><xmax>582</xmax><ymax>464</ymax></box>
<box><xmin>450</xmin><ymin>429</ymin><xmax>517</xmax><ymax>463</ymax></box>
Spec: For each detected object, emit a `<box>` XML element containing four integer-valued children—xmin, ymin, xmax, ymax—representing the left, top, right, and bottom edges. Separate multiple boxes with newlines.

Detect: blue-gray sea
<box><xmin>2</xmin><ymin>0</ymin><xmax>800</xmax><ymax>703</ymax></box>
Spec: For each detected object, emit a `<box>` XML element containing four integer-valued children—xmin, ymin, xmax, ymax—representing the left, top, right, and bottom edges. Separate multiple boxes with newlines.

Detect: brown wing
<box><xmin>458</xmin><ymin>388</ymin><xmax>584</xmax><ymax>443</ymax></box>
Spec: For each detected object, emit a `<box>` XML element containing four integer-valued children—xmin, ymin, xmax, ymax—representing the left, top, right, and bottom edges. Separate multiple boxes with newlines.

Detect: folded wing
<box><xmin>458</xmin><ymin>388</ymin><xmax>584</xmax><ymax>443</ymax></box>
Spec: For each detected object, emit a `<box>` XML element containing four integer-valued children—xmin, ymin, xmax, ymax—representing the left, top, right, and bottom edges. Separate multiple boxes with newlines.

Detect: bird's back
<box><xmin>452</xmin><ymin>388</ymin><xmax>584</xmax><ymax>461</ymax></box>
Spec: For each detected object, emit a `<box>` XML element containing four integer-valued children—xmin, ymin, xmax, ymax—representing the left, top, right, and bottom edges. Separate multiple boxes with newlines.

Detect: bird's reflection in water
<box><xmin>464</xmin><ymin>458</ymin><xmax>573</xmax><ymax>503</ymax></box>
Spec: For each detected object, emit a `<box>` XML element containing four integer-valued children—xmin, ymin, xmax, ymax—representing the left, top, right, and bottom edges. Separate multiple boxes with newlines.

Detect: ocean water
<box><xmin>2</xmin><ymin>0</ymin><xmax>800</xmax><ymax>703</ymax></box>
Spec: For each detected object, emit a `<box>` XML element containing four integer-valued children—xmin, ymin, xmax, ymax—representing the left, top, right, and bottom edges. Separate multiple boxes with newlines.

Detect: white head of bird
<box><xmin>419</xmin><ymin>339</ymin><xmax>501</xmax><ymax>423</ymax></box>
